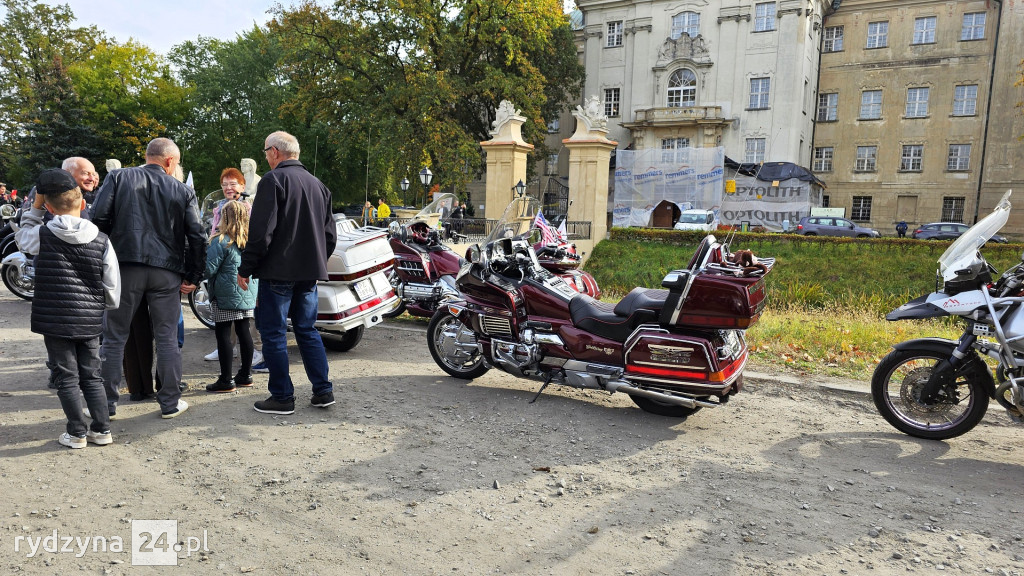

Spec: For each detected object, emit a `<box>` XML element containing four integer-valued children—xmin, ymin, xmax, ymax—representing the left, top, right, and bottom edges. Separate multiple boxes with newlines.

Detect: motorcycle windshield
<box><xmin>484</xmin><ymin>195</ymin><xmax>544</xmax><ymax>246</ymax></box>
<box><xmin>410</xmin><ymin>193</ymin><xmax>460</xmax><ymax>229</ymax></box>
<box><xmin>938</xmin><ymin>190</ymin><xmax>1012</xmax><ymax>275</ymax></box>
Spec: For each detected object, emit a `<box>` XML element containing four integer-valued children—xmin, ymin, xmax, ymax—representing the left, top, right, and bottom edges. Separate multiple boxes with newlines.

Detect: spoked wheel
<box><xmin>321</xmin><ymin>326</ymin><xmax>364</xmax><ymax>352</ymax></box>
<box><xmin>382</xmin><ymin>270</ymin><xmax>406</xmax><ymax>318</ymax></box>
<box><xmin>427</xmin><ymin>309</ymin><xmax>488</xmax><ymax>379</ymax></box>
<box><xmin>871</xmin><ymin>349</ymin><xmax>989</xmax><ymax>440</ymax></box>
<box><xmin>188</xmin><ymin>281</ymin><xmax>215</xmax><ymax>329</ymax></box>
<box><xmin>2</xmin><ymin>262</ymin><xmax>34</xmax><ymax>301</ymax></box>
<box><xmin>630</xmin><ymin>395</ymin><xmax>703</xmax><ymax>418</ymax></box>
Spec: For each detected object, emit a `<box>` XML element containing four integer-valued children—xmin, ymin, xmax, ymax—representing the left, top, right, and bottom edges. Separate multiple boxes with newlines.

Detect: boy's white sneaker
<box><xmin>58</xmin><ymin>433</ymin><xmax>86</xmax><ymax>449</ymax></box>
<box><xmin>86</xmin><ymin>430</ymin><xmax>113</xmax><ymax>446</ymax></box>
<box><xmin>204</xmin><ymin>348</ymin><xmax>239</xmax><ymax>361</ymax></box>
<box><xmin>252</xmin><ymin>350</ymin><xmax>264</xmax><ymax>365</ymax></box>
<box><xmin>161</xmin><ymin>400</ymin><xmax>189</xmax><ymax>419</ymax></box>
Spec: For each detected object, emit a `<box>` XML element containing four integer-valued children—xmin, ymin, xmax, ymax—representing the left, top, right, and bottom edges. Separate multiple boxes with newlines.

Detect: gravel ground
<box><xmin>1</xmin><ymin>290</ymin><xmax>1023</xmax><ymax>575</ymax></box>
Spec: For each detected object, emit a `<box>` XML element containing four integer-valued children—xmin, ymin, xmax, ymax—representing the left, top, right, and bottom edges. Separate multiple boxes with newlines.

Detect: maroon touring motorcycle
<box><xmin>426</xmin><ymin>195</ymin><xmax>773</xmax><ymax>417</ymax></box>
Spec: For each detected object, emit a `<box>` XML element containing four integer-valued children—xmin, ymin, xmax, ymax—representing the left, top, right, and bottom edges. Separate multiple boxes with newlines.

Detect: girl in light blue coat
<box><xmin>204</xmin><ymin>200</ymin><xmax>258</xmax><ymax>392</ymax></box>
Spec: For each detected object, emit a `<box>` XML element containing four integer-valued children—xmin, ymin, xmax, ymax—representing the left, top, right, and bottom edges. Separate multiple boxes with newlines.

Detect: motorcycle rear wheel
<box><xmin>321</xmin><ymin>326</ymin><xmax>364</xmax><ymax>352</ymax></box>
<box><xmin>427</xmin><ymin>309</ymin><xmax>489</xmax><ymax>379</ymax></box>
<box><xmin>382</xmin><ymin>271</ymin><xmax>406</xmax><ymax>318</ymax></box>
<box><xmin>2</xmin><ymin>263</ymin><xmax>33</xmax><ymax>301</ymax></box>
<box><xmin>630</xmin><ymin>395</ymin><xmax>702</xmax><ymax>418</ymax></box>
<box><xmin>871</xmin><ymin>348</ymin><xmax>989</xmax><ymax>440</ymax></box>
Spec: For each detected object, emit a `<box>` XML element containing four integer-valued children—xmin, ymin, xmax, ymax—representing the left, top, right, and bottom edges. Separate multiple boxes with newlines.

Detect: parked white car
<box><xmin>673</xmin><ymin>209</ymin><xmax>720</xmax><ymax>232</ymax></box>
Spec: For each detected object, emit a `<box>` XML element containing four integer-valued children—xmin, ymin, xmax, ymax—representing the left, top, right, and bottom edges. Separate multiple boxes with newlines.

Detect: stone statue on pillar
<box><xmin>240</xmin><ymin>158</ymin><xmax>261</xmax><ymax>198</ymax></box>
<box><xmin>480</xmin><ymin>99</ymin><xmax>534</xmax><ymax>219</ymax></box>
<box><xmin>570</xmin><ymin>95</ymin><xmax>612</xmax><ymax>140</ymax></box>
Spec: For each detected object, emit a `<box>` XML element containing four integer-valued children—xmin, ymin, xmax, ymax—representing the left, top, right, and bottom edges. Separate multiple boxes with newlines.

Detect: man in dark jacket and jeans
<box><xmin>238</xmin><ymin>131</ymin><xmax>337</xmax><ymax>415</ymax></box>
<box><xmin>91</xmin><ymin>137</ymin><xmax>206</xmax><ymax>419</ymax></box>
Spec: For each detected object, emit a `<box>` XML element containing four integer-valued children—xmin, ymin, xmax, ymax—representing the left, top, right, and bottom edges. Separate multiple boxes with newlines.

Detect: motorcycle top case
<box><xmin>659</xmin><ymin>266</ymin><xmax>770</xmax><ymax>330</ymax></box>
<box><xmin>328</xmin><ymin>217</ymin><xmax>395</xmax><ymax>279</ymax></box>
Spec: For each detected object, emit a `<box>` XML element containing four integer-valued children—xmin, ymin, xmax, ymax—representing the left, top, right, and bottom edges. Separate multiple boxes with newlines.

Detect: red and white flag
<box><xmin>556</xmin><ymin>218</ymin><xmax>568</xmax><ymax>242</ymax></box>
<box><xmin>534</xmin><ymin>211</ymin><xmax>557</xmax><ymax>245</ymax></box>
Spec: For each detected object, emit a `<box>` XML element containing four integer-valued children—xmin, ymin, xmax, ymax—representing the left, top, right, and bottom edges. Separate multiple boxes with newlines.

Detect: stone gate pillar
<box><xmin>564</xmin><ymin>96</ymin><xmax>617</xmax><ymax>255</ymax></box>
<box><xmin>481</xmin><ymin>100</ymin><xmax>534</xmax><ymax>218</ymax></box>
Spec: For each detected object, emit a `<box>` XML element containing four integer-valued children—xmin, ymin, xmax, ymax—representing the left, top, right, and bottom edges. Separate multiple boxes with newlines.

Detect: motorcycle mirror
<box><xmin>466</xmin><ymin>244</ymin><xmax>481</xmax><ymax>263</ymax></box>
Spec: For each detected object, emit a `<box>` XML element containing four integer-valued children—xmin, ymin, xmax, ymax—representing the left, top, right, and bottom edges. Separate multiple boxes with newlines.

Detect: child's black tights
<box><xmin>215</xmin><ymin>318</ymin><xmax>254</xmax><ymax>379</ymax></box>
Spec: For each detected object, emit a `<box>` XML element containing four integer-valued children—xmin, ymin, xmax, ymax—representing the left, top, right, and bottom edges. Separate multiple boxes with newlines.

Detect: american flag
<box><xmin>534</xmin><ymin>211</ymin><xmax>557</xmax><ymax>245</ymax></box>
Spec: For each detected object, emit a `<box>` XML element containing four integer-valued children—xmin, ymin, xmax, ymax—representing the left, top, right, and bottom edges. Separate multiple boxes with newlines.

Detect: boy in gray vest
<box><xmin>16</xmin><ymin>169</ymin><xmax>120</xmax><ymax>449</ymax></box>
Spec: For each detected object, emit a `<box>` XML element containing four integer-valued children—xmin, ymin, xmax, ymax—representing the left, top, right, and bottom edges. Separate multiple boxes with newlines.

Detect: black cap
<box><xmin>36</xmin><ymin>169</ymin><xmax>78</xmax><ymax>196</ymax></box>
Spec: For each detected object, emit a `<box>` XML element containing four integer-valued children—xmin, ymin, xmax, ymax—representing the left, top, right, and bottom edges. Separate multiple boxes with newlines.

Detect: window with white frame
<box><xmin>906</xmin><ymin>87</ymin><xmax>929</xmax><ymax>118</ymax></box>
<box><xmin>942</xmin><ymin>197</ymin><xmax>966</xmax><ymax>222</ymax></box>
<box><xmin>606</xmin><ymin>21</ymin><xmax>623</xmax><ymax>47</ymax></box>
<box><xmin>953</xmin><ymin>84</ymin><xmax>978</xmax><ymax>116</ymax></box>
<box><xmin>860</xmin><ymin>90</ymin><xmax>882</xmax><ymax>120</ymax></box>
<box><xmin>667</xmin><ymin>69</ymin><xmax>696</xmax><ymax>107</ymax></box>
<box><xmin>745</xmin><ymin>138</ymin><xmax>766</xmax><ymax>163</ymax></box>
<box><xmin>913</xmin><ymin>16</ymin><xmax>936</xmax><ymax>44</ymax></box>
<box><xmin>603</xmin><ymin>88</ymin><xmax>620</xmax><ymax>117</ymax></box>
<box><xmin>671</xmin><ymin>12</ymin><xmax>699</xmax><ymax>39</ymax></box>
<box><xmin>754</xmin><ymin>3</ymin><xmax>776</xmax><ymax>32</ymax></box>
<box><xmin>866</xmin><ymin>21</ymin><xmax>888</xmax><ymax>48</ymax></box>
<box><xmin>545</xmin><ymin>154</ymin><xmax>558</xmax><ymax>175</ymax></box>
<box><xmin>947</xmin><ymin>144</ymin><xmax>971</xmax><ymax>171</ymax></box>
<box><xmin>749</xmin><ymin>77</ymin><xmax>771</xmax><ymax>109</ymax></box>
<box><xmin>816</xmin><ymin>93</ymin><xmax>838</xmax><ymax>121</ymax></box>
<box><xmin>851</xmin><ymin>196</ymin><xmax>872</xmax><ymax>221</ymax></box>
<box><xmin>823</xmin><ymin>26</ymin><xmax>843</xmax><ymax>52</ymax></box>
<box><xmin>812</xmin><ymin>147</ymin><xmax>834</xmax><ymax>172</ymax></box>
<box><xmin>855</xmin><ymin>146</ymin><xmax>877</xmax><ymax>171</ymax></box>
<box><xmin>900</xmin><ymin>145</ymin><xmax>924</xmax><ymax>171</ymax></box>
<box><xmin>661</xmin><ymin>138</ymin><xmax>691</xmax><ymax>163</ymax></box>
<box><xmin>961</xmin><ymin>12</ymin><xmax>986</xmax><ymax>41</ymax></box>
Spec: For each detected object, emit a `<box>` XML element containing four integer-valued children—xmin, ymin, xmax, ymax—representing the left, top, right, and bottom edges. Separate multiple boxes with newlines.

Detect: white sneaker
<box><xmin>204</xmin><ymin>348</ymin><xmax>239</xmax><ymax>361</ymax></box>
<box><xmin>58</xmin><ymin>433</ymin><xmax>86</xmax><ymax>449</ymax></box>
<box><xmin>161</xmin><ymin>400</ymin><xmax>189</xmax><ymax>419</ymax></box>
<box><xmin>86</xmin><ymin>430</ymin><xmax>113</xmax><ymax>445</ymax></box>
<box><xmin>252</xmin><ymin>350</ymin><xmax>264</xmax><ymax>365</ymax></box>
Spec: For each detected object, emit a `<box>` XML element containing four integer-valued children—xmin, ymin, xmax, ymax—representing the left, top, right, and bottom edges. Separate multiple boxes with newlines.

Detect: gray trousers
<box><xmin>100</xmin><ymin>266</ymin><xmax>183</xmax><ymax>413</ymax></box>
<box><xmin>45</xmin><ymin>335</ymin><xmax>109</xmax><ymax>437</ymax></box>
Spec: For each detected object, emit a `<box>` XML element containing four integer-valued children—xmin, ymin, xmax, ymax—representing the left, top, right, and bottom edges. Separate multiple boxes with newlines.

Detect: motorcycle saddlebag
<box><xmin>623</xmin><ymin>329</ymin><xmax>745</xmax><ymax>393</ymax></box>
<box><xmin>659</xmin><ymin>270</ymin><xmax>768</xmax><ymax>329</ymax></box>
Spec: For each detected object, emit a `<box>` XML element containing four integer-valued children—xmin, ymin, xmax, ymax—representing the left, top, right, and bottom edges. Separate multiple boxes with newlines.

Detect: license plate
<box><xmin>354</xmin><ymin>278</ymin><xmax>374</xmax><ymax>301</ymax></box>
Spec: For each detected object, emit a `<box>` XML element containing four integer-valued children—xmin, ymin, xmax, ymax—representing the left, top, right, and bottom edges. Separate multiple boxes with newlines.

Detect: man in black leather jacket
<box><xmin>90</xmin><ymin>138</ymin><xmax>206</xmax><ymax>419</ymax></box>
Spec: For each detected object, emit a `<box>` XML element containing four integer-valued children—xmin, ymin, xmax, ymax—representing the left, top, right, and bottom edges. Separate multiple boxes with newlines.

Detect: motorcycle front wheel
<box><xmin>427</xmin><ymin>309</ymin><xmax>489</xmax><ymax>379</ymax></box>
<box><xmin>871</xmin><ymin>348</ymin><xmax>989</xmax><ymax>440</ymax></box>
<box><xmin>2</xmin><ymin>263</ymin><xmax>33</xmax><ymax>301</ymax></box>
<box><xmin>188</xmin><ymin>281</ymin><xmax>215</xmax><ymax>329</ymax></box>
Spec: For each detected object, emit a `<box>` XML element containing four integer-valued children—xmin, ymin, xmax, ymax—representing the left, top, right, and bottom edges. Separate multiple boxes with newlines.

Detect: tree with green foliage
<box><xmin>270</xmin><ymin>0</ymin><xmax>584</xmax><ymax>205</ymax></box>
<box><xmin>19</xmin><ymin>55</ymin><xmax>105</xmax><ymax>175</ymax></box>
<box><xmin>68</xmin><ymin>40</ymin><xmax>190</xmax><ymax>166</ymax></box>
<box><xmin>0</xmin><ymin>0</ymin><xmax>102</xmax><ymax>184</ymax></box>
<box><xmin>168</xmin><ymin>28</ymin><xmax>360</xmax><ymax>199</ymax></box>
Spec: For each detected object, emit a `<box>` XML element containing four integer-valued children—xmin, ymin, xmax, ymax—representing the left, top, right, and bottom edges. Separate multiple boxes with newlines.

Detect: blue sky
<box><xmin>2</xmin><ymin>1</ymin><xmax>579</xmax><ymax>56</ymax></box>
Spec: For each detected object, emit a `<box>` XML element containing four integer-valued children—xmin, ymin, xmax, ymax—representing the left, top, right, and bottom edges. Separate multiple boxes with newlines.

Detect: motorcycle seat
<box><xmin>613</xmin><ymin>288</ymin><xmax>669</xmax><ymax>317</ymax></box>
<box><xmin>569</xmin><ymin>293</ymin><xmax>659</xmax><ymax>343</ymax></box>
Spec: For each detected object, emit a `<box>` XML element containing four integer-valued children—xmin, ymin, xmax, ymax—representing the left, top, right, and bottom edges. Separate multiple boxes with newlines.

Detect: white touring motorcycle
<box><xmin>190</xmin><ymin>191</ymin><xmax>399</xmax><ymax>352</ymax></box>
<box><xmin>872</xmin><ymin>191</ymin><xmax>1024</xmax><ymax>439</ymax></box>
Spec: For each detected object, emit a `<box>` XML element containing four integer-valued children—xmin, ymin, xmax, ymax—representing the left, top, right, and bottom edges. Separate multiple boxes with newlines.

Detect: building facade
<box><xmin>814</xmin><ymin>0</ymin><xmax>1024</xmax><ymax>234</ymax></box>
<box><xmin>570</xmin><ymin>0</ymin><xmax>832</xmax><ymax>164</ymax></box>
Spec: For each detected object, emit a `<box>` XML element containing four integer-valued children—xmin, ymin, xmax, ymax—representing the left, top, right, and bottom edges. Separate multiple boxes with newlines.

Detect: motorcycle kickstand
<box><xmin>529</xmin><ymin>375</ymin><xmax>553</xmax><ymax>404</ymax></box>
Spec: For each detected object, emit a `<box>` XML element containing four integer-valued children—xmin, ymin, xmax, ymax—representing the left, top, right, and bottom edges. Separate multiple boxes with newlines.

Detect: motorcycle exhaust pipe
<box><xmin>606</xmin><ymin>381</ymin><xmax>718</xmax><ymax>409</ymax></box>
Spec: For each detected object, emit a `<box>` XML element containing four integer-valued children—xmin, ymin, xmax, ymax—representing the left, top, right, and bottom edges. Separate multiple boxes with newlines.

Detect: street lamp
<box><xmin>419</xmin><ymin>167</ymin><xmax>433</xmax><ymax>206</ymax></box>
<box><xmin>513</xmin><ymin>179</ymin><xmax>526</xmax><ymax>197</ymax></box>
<box><xmin>400</xmin><ymin>177</ymin><xmax>410</xmax><ymax>207</ymax></box>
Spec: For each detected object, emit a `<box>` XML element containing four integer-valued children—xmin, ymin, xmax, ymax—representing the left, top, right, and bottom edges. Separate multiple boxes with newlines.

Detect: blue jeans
<box><xmin>257</xmin><ymin>280</ymin><xmax>331</xmax><ymax>402</ymax></box>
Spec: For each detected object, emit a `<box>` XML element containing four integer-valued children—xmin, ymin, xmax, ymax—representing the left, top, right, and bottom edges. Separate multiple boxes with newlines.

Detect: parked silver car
<box><xmin>796</xmin><ymin>216</ymin><xmax>880</xmax><ymax>238</ymax></box>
